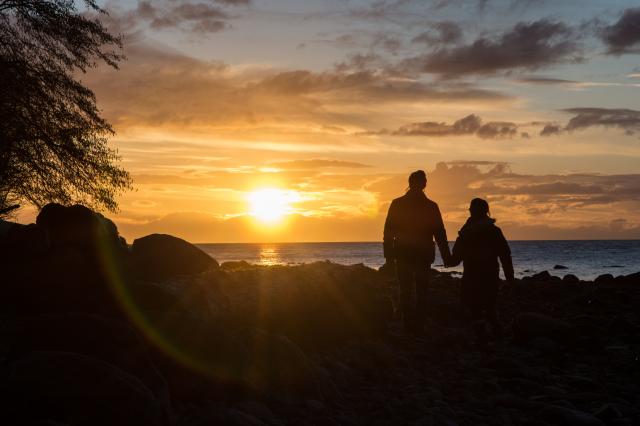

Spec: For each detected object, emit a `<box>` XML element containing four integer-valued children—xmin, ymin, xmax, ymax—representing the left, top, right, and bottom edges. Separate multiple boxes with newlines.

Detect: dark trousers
<box><xmin>461</xmin><ymin>277</ymin><xmax>502</xmax><ymax>343</ymax></box>
<box><xmin>396</xmin><ymin>259</ymin><xmax>430</xmax><ymax>332</ymax></box>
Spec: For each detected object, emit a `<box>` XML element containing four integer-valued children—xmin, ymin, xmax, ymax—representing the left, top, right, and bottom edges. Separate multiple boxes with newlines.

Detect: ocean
<box><xmin>197</xmin><ymin>240</ymin><xmax>640</xmax><ymax>281</ymax></box>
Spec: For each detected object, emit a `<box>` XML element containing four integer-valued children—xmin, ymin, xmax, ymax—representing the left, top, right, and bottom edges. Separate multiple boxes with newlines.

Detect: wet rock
<box><xmin>514</xmin><ymin>312</ymin><xmax>573</xmax><ymax>344</ymax></box>
<box><xmin>538</xmin><ymin>405</ymin><xmax>605</xmax><ymax>426</ymax></box>
<box><xmin>131</xmin><ymin>233</ymin><xmax>218</xmax><ymax>281</ymax></box>
<box><xmin>0</xmin><ymin>351</ymin><xmax>164</xmax><ymax>426</ymax></box>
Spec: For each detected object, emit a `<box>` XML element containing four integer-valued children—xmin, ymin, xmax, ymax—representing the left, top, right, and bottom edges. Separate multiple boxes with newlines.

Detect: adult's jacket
<box><xmin>383</xmin><ymin>190</ymin><xmax>450</xmax><ymax>265</ymax></box>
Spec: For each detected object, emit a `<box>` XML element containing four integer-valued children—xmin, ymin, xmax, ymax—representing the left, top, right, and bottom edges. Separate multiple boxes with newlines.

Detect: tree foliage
<box><xmin>0</xmin><ymin>0</ymin><xmax>131</xmax><ymax>215</ymax></box>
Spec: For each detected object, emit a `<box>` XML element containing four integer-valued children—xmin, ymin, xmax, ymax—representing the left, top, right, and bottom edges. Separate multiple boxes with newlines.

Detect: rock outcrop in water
<box><xmin>0</xmin><ymin>204</ymin><xmax>639</xmax><ymax>425</ymax></box>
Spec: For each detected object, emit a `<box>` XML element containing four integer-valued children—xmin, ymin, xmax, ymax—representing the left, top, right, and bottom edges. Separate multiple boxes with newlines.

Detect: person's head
<box><xmin>469</xmin><ymin>198</ymin><xmax>490</xmax><ymax>218</ymax></box>
<box><xmin>408</xmin><ymin>170</ymin><xmax>427</xmax><ymax>191</ymax></box>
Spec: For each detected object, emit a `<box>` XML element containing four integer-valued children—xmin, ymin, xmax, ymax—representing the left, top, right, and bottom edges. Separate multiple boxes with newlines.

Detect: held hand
<box><xmin>501</xmin><ymin>278</ymin><xmax>516</xmax><ymax>296</ymax></box>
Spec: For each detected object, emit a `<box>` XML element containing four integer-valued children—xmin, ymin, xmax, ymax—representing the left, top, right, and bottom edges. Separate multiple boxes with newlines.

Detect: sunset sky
<box><xmin>24</xmin><ymin>0</ymin><xmax>640</xmax><ymax>242</ymax></box>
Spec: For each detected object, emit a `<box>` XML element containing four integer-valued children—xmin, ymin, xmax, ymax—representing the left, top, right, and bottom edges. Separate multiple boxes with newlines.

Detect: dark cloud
<box><xmin>252</xmin><ymin>70</ymin><xmax>508</xmax><ymax>103</ymax></box>
<box><xmin>540</xmin><ymin>124</ymin><xmax>562</xmax><ymax>136</ymax></box>
<box><xmin>398</xmin><ymin>19</ymin><xmax>581</xmax><ymax>77</ymax></box>
<box><xmin>600</xmin><ymin>7</ymin><xmax>640</xmax><ymax>54</ymax></box>
<box><xmin>104</xmin><ymin>0</ymin><xmax>249</xmax><ymax>36</ymax></box>
<box><xmin>563</xmin><ymin>108</ymin><xmax>640</xmax><ymax>135</ymax></box>
<box><xmin>335</xmin><ymin>53</ymin><xmax>388</xmax><ymax>72</ymax></box>
<box><xmin>412</xmin><ymin>21</ymin><xmax>463</xmax><ymax>46</ymax></box>
<box><xmin>392</xmin><ymin>114</ymin><xmax>481</xmax><ymax>136</ymax></box>
<box><xmin>516</xmin><ymin>76</ymin><xmax>577</xmax><ymax>85</ymax></box>
<box><xmin>348</xmin><ymin>0</ymin><xmax>410</xmax><ymax>20</ymax></box>
<box><xmin>143</xmin><ymin>1</ymin><xmax>229</xmax><ymax>33</ymax></box>
<box><xmin>477</xmin><ymin>122</ymin><xmax>518</xmax><ymax>139</ymax></box>
<box><xmin>315</xmin><ymin>31</ymin><xmax>402</xmax><ymax>55</ymax></box>
<box><xmin>371</xmin><ymin>32</ymin><xmax>403</xmax><ymax>54</ymax></box>
<box><xmin>363</xmin><ymin>114</ymin><xmax>518</xmax><ymax>139</ymax></box>
<box><xmin>268</xmin><ymin>160</ymin><xmax>372</xmax><ymax>169</ymax></box>
<box><xmin>85</xmin><ymin>43</ymin><xmax>510</xmax><ymax>130</ymax></box>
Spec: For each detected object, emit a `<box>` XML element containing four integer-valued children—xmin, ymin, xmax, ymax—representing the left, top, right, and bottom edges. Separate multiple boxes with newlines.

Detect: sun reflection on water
<box><xmin>258</xmin><ymin>245</ymin><xmax>281</xmax><ymax>266</ymax></box>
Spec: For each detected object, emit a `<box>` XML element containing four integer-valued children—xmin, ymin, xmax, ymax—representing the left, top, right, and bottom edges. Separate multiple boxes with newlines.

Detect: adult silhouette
<box><xmin>449</xmin><ymin>198</ymin><xmax>514</xmax><ymax>347</ymax></box>
<box><xmin>383</xmin><ymin>170</ymin><xmax>451</xmax><ymax>334</ymax></box>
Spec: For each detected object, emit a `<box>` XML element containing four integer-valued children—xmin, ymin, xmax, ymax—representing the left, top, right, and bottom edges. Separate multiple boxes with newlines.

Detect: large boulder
<box><xmin>36</xmin><ymin>203</ymin><xmax>126</xmax><ymax>253</ymax></box>
<box><xmin>1</xmin><ymin>204</ymin><xmax>131</xmax><ymax>316</ymax></box>
<box><xmin>5</xmin><ymin>314</ymin><xmax>172</xmax><ymax>421</ymax></box>
<box><xmin>131</xmin><ymin>234</ymin><xmax>218</xmax><ymax>281</ymax></box>
<box><xmin>513</xmin><ymin>312</ymin><xmax>574</xmax><ymax>345</ymax></box>
<box><xmin>0</xmin><ymin>351</ymin><xmax>164</xmax><ymax>426</ymax></box>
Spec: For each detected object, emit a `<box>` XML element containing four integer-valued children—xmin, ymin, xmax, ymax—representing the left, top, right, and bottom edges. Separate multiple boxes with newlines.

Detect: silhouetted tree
<box><xmin>0</xmin><ymin>0</ymin><xmax>130</xmax><ymax>215</ymax></box>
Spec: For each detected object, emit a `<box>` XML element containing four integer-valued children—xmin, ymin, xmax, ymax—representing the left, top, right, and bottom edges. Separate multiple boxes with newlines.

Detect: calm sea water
<box><xmin>197</xmin><ymin>240</ymin><xmax>640</xmax><ymax>281</ymax></box>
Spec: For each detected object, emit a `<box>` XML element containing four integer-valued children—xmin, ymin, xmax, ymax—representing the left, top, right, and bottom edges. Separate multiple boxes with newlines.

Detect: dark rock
<box><xmin>489</xmin><ymin>393</ymin><xmax>541</xmax><ymax>410</ymax></box>
<box><xmin>514</xmin><ymin>312</ymin><xmax>573</xmax><ymax>344</ymax></box>
<box><xmin>2</xmin><ymin>204</ymin><xmax>131</xmax><ymax>316</ymax></box>
<box><xmin>594</xmin><ymin>274</ymin><xmax>614</xmax><ymax>284</ymax></box>
<box><xmin>228</xmin><ymin>328</ymin><xmax>335</xmax><ymax>403</ymax></box>
<box><xmin>529</xmin><ymin>337</ymin><xmax>561</xmax><ymax>355</ymax></box>
<box><xmin>563</xmin><ymin>274</ymin><xmax>580</xmax><ymax>283</ymax></box>
<box><xmin>235</xmin><ymin>400</ymin><xmax>278</xmax><ymax>424</ymax></box>
<box><xmin>530</xmin><ymin>271</ymin><xmax>552</xmax><ymax>281</ymax></box>
<box><xmin>621</xmin><ymin>272</ymin><xmax>640</xmax><ymax>284</ymax></box>
<box><xmin>217</xmin><ymin>262</ymin><xmax>392</xmax><ymax>349</ymax></box>
<box><xmin>5</xmin><ymin>314</ymin><xmax>172</xmax><ymax>422</ymax></box>
<box><xmin>378</xmin><ymin>261</ymin><xmax>395</xmax><ymax>276</ymax></box>
<box><xmin>131</xmin><ymin>233</ymin><xmax>218</xmax><ymax>281</ymax></box>
<box><xmin>221</xmin><ymin>260</ymin><xmax>253</xmax><ymax>271</ymax></box>
<box><xmin>0</xmin><ymin>218</ymin><xmax>15</xmax><ymax>237</ymax></box>
<box><xmin>0</xmin><ymin>351</ymin><xmax>164</xmax><ymax>426</ymax></box>
<box><xmin>554</xmin><ymin>265</ymin><xmax>569</xmax><ymax>270</ymax></box>
<box><xmin>592</xmin><ymin>404</ymin><xmax>626</xmax><ymax>422</ymax></box>
<box><xmin>538</xmin><ymin>405</ymin><xmax>605</xmax><ymax>426</ymax></box>
<box><xmin>1</xmin><ymin>223</ymin><xmax>50</xmax><ymax>258</ymax></box>
<box><xmin>36</xmin><ymin>203</ymin><xmax>125</xmax><ymax>252</ymax></box>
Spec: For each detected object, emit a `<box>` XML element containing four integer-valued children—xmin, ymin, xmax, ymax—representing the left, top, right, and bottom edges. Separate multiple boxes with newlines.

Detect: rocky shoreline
<box><xmin>1</xmin><ymin>204</ymin><xmax>639</xmax><ymax>425</ymax></box>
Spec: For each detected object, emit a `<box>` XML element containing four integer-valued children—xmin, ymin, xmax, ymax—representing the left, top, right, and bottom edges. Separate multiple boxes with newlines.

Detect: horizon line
<box><xmin>190</xmin><ymin>239</ymin><xmax>640</xmax><ymax>244</ymax></box>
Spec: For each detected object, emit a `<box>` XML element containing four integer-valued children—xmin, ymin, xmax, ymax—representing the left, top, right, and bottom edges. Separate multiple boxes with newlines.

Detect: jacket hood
<box><xmin>459</xmin><ymin>216</ymin><xmax>496</xmax><ymax>236</ymax></box>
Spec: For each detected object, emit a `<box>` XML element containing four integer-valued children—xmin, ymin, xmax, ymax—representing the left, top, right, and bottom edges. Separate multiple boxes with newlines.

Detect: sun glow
<box><xmin>248</xmin><ymin>188</ymin><xmax>300</xmax><ymax>224</ymax></box>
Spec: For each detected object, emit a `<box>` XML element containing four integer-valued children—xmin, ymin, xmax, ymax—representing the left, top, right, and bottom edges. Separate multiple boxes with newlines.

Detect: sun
<box><xmin>248</xmin><ymin>188</ymin><xmax>299</xmax><ymax>224</ymax></box>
